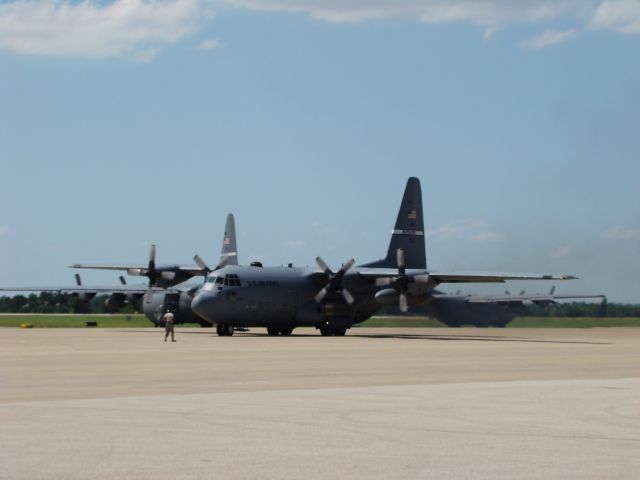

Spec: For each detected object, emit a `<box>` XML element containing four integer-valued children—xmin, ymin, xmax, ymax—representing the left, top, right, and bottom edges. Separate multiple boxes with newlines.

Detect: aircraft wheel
<box><xmin>280</xmin><ymin>327</ymin><xmax>294</xmax><ymax>336</ymax></box>
<box><xmin>267</xmin><ymin>326</ymin><xmax>279</xmax><ymax>336</ymax></box>
<box><xmin>319</xmin><ymin>326</ymin><xmax>331</xmax><ymax>336</ymax></box>
<box><xmin>224</xmin><ymin>324</ymin><xmax>235</xmax><ymax>336</ymax></box>
<box><xmin>216</xmin><ymin>324</ymin><xmax>224</xmax><ymax>336</ymax></box>
<box><xmin>333</xmin><ymin>328</ymin><xmax>347</xmax><ymax>336</ymax></box>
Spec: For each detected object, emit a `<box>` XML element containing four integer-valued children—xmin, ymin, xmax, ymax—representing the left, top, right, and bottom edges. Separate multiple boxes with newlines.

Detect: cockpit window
<box><xmin>215</xmin><ymin>277</ymin><xmax>223</xmax><ymax>284</ymax></box>
<box><xmin>222</xmin><ymin>274</ymin><xmax>241</xmax><ymax>287</ymax></box>
<box><xmin>206</xmin><ymin>276</ymin><xmax>217</xmax><ymax>283</ymax></box>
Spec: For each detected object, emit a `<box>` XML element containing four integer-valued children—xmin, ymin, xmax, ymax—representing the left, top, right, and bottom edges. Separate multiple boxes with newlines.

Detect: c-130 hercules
<box><xmin>2</xmin><ymin>178</ymin><xmax>585</xmax><ymax>335</ymax></box>
<box><xmin>183</xmin><ymin>177</ymin><xmax>575</xmax><ymax>335</ymax></box>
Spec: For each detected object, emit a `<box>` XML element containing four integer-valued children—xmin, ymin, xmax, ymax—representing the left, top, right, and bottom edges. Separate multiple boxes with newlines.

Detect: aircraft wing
<box><xmin>430</xmin><ymin>290</ymin><xmax>605</xmax><ymax>308</ymax></box>
<box><xmin>69</xmin><ymin>264</ymin><xmax>203</xmax><ymax>276</ymax></box>
<box><xmin>460</xmin><ymin>293</ymin><xmax>605</xmax><ymax>304</ymax></box>
<box><xmin>357</xmin><ymin>268</ymin><xmax>576</xmax><ymax>283</ymax></box>
<box><xmin>426</xmin><ymin>272</ymin><xmax>577</xmax><ymax>283</ymax></box>
<box><xmin>0</xmin><ymin>285</ymin><xmax>182</xmax><ymax>294</ymax></box>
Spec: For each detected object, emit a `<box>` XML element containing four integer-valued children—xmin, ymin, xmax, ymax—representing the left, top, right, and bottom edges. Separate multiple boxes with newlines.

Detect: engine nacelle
<box><xmin>142</xmin><ymin>291</ymin><xmax>208</xmax><ymax>327</ymax></box>
<box><xmin>374</xmin><ymin>289</ymin><xmax>400</xmax><ymax>306</ymax></box>
<box><xmin>74</xmin><ymin>291</ymin><xmax>97</xmax><ymax>303</ymax></box>
<box><xmin>105</xmin><ymin>293</ymin><xmax>127</xmax><ymax>311</ymax></box>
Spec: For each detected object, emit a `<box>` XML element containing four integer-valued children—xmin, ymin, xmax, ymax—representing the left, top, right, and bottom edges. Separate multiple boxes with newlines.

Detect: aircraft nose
<box><xmin>191</xmin><ymin>291</ymin><xmax>217</xmax><ymax>321</ymax></box>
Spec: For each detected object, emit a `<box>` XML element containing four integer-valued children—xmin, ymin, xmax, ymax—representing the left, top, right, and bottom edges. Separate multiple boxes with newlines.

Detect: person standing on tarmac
<box><xmin>163</xmin><ymin>310</ymin><xmax>176</xmax><ymax>342</ymax></box>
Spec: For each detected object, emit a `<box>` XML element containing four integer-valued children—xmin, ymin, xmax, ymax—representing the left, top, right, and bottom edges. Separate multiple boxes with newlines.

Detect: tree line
<box><xmin>0</xmin><ymin>293</ymin><xmax>140</xmax><ymax>314</ymax></box>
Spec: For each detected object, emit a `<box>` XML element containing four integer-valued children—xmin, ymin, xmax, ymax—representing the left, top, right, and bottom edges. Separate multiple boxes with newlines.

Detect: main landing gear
<box><xmin>216</xmin><ymin>324</ymin><xmax>235</xmax><ymax>336</ymax></box>
<box><xmin>319</xmin><ymin>326</ymin><xmax>347</xmax><ymax>336</ymax></box>
<box><xmin>266</xmin><ymin>326</ymin><xmax>294</xmax><ymax>336</ymax></box>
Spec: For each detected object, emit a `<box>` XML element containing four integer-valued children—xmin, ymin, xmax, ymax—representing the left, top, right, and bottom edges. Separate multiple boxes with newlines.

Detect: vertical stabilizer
<box><xmin>221</xmin><ymin>214</ymin><xmax>238</xmax><ymax>265</ymax></box>
<box><xmin>361</xmin><ymin>177</ymin><xmax>426</xmax><ymax>269</ymax></box>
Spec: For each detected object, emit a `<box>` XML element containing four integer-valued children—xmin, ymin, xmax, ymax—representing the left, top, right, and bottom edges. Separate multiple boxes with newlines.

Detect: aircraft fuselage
<box><xmin>191</xmin><ymin>265</ymin><xmax>384</xmax><ymax>331</ymax></box>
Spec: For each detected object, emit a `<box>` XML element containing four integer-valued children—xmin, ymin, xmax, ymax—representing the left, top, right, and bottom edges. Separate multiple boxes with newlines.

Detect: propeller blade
<box><xmin>216</xmin><ymin>254</ymin><xmax>231</xmax><ymax>270</ymax></box>
<box><xmin>193</xmin><ymin>254</ymin><xmax>211</xmax><ymax>272</ymax></box>
<box><xmin>315</xmin><ymin>256</ymin><xmax>331</xmax><ymax>275</ymax></box>
<box><xmin>397</xmin><ymin>248</ymin><xmax>405</xmax><ymax>269</ymax></box>
<box><xmin>145</xmin><ymin>285</ymin><xmax>153</xmax><ymax>303</ymax></box>
<box><xmin>145</xmin><ymin>244</ymin><xmax>158</xmax><ymax>286</ymax></box>
<box><xmin>342</xmin><ymin>289</ymin><xmax>355</xmax><ymax>305</ymax></box>
<box><xmin>149</xmin><ymin>244</ymin><xmax>156</xmax><ymax>266</ymax></box>
<box><xmin>315</xmin><ymin>287</ymin><xmax>328</xmax><ymax>304</ymax></box>
<box><xmin>399</xmin><ymin>292</ymin><xmax>408</xmax><ymax>313</ymax></box>
<box><xmin>550</xmin><ymin>286</ymin><xmax>556</xmax><ymax>295</ymax></box>
<box><xmin>375</xmin><ymin>277</ymin><xmax>392</xmax><ymax>287</ymax></box>
<box><xmin>340</xmin><ymin>257</ymin><xmax>355</xmax><ymax>273</ymax></box>
<box><xmin>119</xmin><ymin>276</ymin><xmax>126</xmax><ymax>285</ymax></box>
<box><xmin>75</xmin><ymin>274</ymin><xmax>81</xmax><ymax>286</ymax></box>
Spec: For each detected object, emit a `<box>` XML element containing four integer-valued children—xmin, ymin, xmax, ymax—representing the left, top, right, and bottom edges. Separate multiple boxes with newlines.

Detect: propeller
<box><xmin>125</xmin><ymin>244</ymin><xmax>181</xmax><ymax>302</ymax></box>
<box><xmin>374</xmin><ymin>248</ymin><xmax>430</xmax><ymax>312</ymax></box>
<box><xmin>314</xmin><ymin>256</ymin><xmax>356</xmax><ymax>304</ymax></box>
<box><xmin>144</xmin><ymin>244</ymin><xmax>157</xmax><ymax>303</ymax></box>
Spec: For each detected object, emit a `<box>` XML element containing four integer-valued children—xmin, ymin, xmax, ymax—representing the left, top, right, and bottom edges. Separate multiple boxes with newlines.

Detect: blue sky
<box><xmin>1</xmin><ymin>1</ymin><xmax>639</xmax><ymax>302</ymax></box>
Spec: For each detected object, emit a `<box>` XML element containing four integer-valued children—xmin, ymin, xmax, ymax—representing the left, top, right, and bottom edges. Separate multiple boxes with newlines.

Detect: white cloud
<box><xmin>221</xmin><ymin>0</ymin><xmax>579</xmax><ymax>26</ymax></box>
<box><xmin>472</xmin><ymin>231</ymin><xmax>506</xmax><ymax>242</ymax></box>
<box><xmin>550</xmin><ymin>245</ymin><xmax>571</xmax><ymax>257</ymax></box>
<box><xmin>0</xmin><ymin>0</ymin><xmax>214</xmax><ymax>60</ymax></box>
<box><xmin>601</xmin><ymin>226</ymin><xmax>640</xmax><ymax>239</ymax></box>
<box><xmin>520</xmin><ymin>28</ymin><xmax>578</xmax><ymax>49</ymax></box>
<box><xmin>198</xmin><ymin>38</ymin><xmax>222</xmax><ymax>50</ymax></box>
<box><xmin>220</xmin><ymin>1</ymin><xmax>640</xmax><ymax>39</ymax></box>
<box><xmin>591</xmin><ymin>0</ymin><xmax>640</xmax><ymax>34</ymax></box>
<box><xmin>2</xmin><ymin>0</ymin><xmax>640</xmax><ymax>61</ymax></box>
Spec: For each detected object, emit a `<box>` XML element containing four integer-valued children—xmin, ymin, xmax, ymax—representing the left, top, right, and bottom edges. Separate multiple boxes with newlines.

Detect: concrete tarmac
<box><xmin>1</xmin><ymin>327</ymin><xmax>639</xmax><ymax>479</ymax></box>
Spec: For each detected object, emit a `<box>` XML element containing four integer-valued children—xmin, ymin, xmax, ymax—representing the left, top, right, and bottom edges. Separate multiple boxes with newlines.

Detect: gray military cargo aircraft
<box><xmin>0</xmin><ymin>214</ymin><xmax>240</xmax><ymax>327</ymax></box>
<box><xmin>404</xmin><ymin>287</ymin><xmax>605</xmax><ymax>327</ymax></box>
<box><xmin>182</xmin><ymin>177</ymin><xmax>577</xmax><ymax>336</ymax></box>
<box><xmin>1</xmin><ymin>203</ymin><xmax>602</xmax><ymax>331</ymax></box>
<box><xmin>0</xmin><ymin>178</ymin><xmax>581</xmax><ymax>335</ymax></box>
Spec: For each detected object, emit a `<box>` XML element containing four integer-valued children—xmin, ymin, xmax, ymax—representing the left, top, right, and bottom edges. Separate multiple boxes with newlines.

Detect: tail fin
<box><xmin>361</xmin><ymin>177</ymin><xmax>426</xmax><ymax>269</ymax></box>
<box><xmin>221</xmin><ymin>213</ymin><xmax>238</xmax><ymax>265</ymax></box>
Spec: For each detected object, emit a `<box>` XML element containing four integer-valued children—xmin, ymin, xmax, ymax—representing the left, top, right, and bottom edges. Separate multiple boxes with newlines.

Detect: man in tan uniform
<box><xmin>163</xmin><ymin>310</ymin><xmax>176</xmax><ymax>342</ymax></box>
